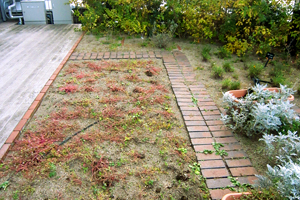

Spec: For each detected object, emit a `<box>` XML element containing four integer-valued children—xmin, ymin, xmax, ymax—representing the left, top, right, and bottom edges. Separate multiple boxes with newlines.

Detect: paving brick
<box><xmin>29</xmin><ymin>101</ymin><xmax>40</xmax><ymax>110</ymax></box>
<box><xmin>185</xmin><ymin>121</ymin><xmax>206</xmax><ymax>126</ymax></box>
<box><xmin>210</xmin><ymin>189</ymin><xmax>232</xmax><ymax>200</ymax></box>
<box><xmin>110</xmin><ymin>52</ymin><xmax>117</xmax><ymax>59</ymax></box>
<box><xmin>104</xmin><ymin>52</ymin><xmax>110</xmax><ymax>59</ymax></box>
<box><xmin>211</xmin><ymin>131</ymin><xmax>233</xmax><ymax>137</ymax></box>
<box><xmin>199</xmin><ymin>160</ymin><xmax>226</xmax><ymax>169</ymax></box>
<box><xmin>191</xmin><ymin>138</ymin><xmax>214</xmax><ymax>145</ymax></box>
<box><xmin>14</xmin><ymin>119</ymin><xmax>27</xmax><ymax>131</ymax></box>
<box><xmin>45</xmin><ymin>79</ymin><xmax>53</xmax><ymax>86</ymax></box>
<box><xmin>22</xmin><ymin>109</ymin><xmax>34</xmax><ymax>120</ymax></box>
<box><xmin>226</xmin><ymin>159</ymin><xmax>252</xmax><ymax>168</ymax></box>
<box><xmin>202</xmin><ymin>110</ymin><xmax>221</xmax><ymax>116</ymax></box>
<box><xmin>91</xmin><ymin>53</ymin><xmax>97</xmax><ymax>59</ymax></box>
<box><xmin>0</xmin><ymin>144</ymin><xmax>11</xmax><ymax>160</ymax></box>
<box><xmin>225</xmin><ymin>151</ymin><xmax>248</xmax><ymax>159</ymax></box>
<box><xmin>35</xmin><ymin>92</ymin><xmax>45</xmax><ymax>101</ymax></box>
<box><xmin>183</xmin><ymin>115</ymin><xmax>204</xmax><ymax>121</ymax></box>
<box><xmin>222</xmin><ymin>143</ymin><xmax>243</xmax><ymax>151</ymax></box>
<box><xmin>97</xmin><ymin>52</ymin><xmax>104</xmax><ymax>60</ymax></box>
<box><xmin>202</xmin><ymin>168</ymin><xmax>229</xmax><ymax>178</ymax></box>
<box><xmin>203</xmin><ymin>115</ymin><xmax>221</xmax><ymax>120</ymax></box>
<box><xmin>69</xmin><ymin>55</ymin><xmax>77</xmax><ymax>60</ymax></box>
<box><xmin>174</xmin><ymin>91</ymin><xmax>191</xmax><ymax>95</ymax></box>
<box><xmin>179</xmin><ymin>106</ymin><xmax>198</xmax><ymax>111</ymax></box>
<box><xmin>236</xmin><ymin>176</ymin><xmax>258</xmax><ymax>185</ymax></box>
<box><xmin>193</xmin><ymin>145</ymin><xmax>215</xmax><ymax>152</ymax></box>
<box><xmin>206</xmin><ymin>121</ymin><xmax>224</xmax><ymax>126</ymax></box>
<box><xmin>215</xmin><ymin>137</ymin><xmax>238</xmax><ymax>144</ymax></box>
<box><xmin>41</xmin><ymin>85</ymin><xmax>50</xmax><ymax>93</ymax></box>
<box><xmin>199</xmin><ymin>106</ymin><xmax>218</xmax><ymax>110</ymax></box>
<box><xmin>196</xmin><ymin>153</ymin><xmax>222</xmax><ymax>161</ymax></box>
<box><xmin>230</xmin><ymin>167</ymin><xmax>257</xmax><ymax>176</ymax></box>
<box><xmin>209</xmin><ymin>125</ymin><xmax>228</xmax><ymax>132</ymax></box>
<box><xmin>83</xmin><ymin>53</ymin><xmax>91</xmax><ymax>60</ymax></box>
<box><xmin>182</xmin><ymin>111</ymin><xmax>201</xmax><ymax>116</ymax></box>
<box><xmin>178</xmin><ymin>102</ymin><xmax>195</xmax><ymax>107</ymax></box>
<box><xmin>198</xmin><ymin>102</ymin><xmax>216</xmax><ymax>106</ymax></box>
<box><xmin>189</xmin><ymin>132</ymin><xmax>212</xmax><ymax>138</ymax></box>
<box><xmin>187</xmin><ymin>126</ymin><xmax>209</xmax><ymax>132</ymax></box>
<box><xmin>5</xmin><ymin>131</ymin><xmax>20</xmax><ymax>144</ymax></box>
<box><xmin>206</xmin><ymin>178</ymin><xmax>233</xmax><ymax>189</ymax></box>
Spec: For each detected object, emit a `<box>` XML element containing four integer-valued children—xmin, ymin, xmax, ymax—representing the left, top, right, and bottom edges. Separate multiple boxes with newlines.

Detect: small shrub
<box><xmin>212</xmin><ymin>66</ymin><xmax>224</xmax><ymax>79</ymax></box>
<box><xmin>271</xmin><ymin>73</ymin><xmax>286</xmax><ymax>87</ymax></box>
<box><xmin>222</xmin><ymin>62</ymin><xmax>234</xmax><ymax>72</ymax></box>
<box><xmin>232</xmin><ymin>73</ymin><xmax>239</xmax><ymax>79</ymax></box>
<box><xmin>248</xmin><ymin>63</ymin><xmax>264</xmax><ymax>78</ymax></box>
<box><xmin>229</xmin><ymin>81</ymin><xmax>240</xmax><ymax>90</ymax></box>
<box><xmin>222</xmin><ymin>78</ymin><xmax>231</xmax><ymax>89</ymax></box>
<box><xmin>59</xmin><ymin>84</ymin><xmax>78</xmax><ymax>93</ymax></box>
<box><xmin>216</xmin><ymin>46</ymin><xmax>231</xmax><ymax>59</ymax></box>
<box><xmin>202</xmin><ymin>45</ymin><xmax>211</xmax><ymax>61</ymax></box>
<box><xmin>152</xmin><ymin>21</ymin><xmax>178</xmax><ymax>49</ymax></box>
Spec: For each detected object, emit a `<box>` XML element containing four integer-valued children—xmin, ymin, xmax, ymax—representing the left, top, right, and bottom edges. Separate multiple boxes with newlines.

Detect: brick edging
<box><xmin>0</xmin><ymin>32</ymin><xmax>85</xmax><ymax>161</ymax></box>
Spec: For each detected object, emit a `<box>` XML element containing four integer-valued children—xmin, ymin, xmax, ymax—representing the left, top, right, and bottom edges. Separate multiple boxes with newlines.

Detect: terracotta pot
<box><xmin>222</xmin><ymin>192</ymin><xmax>252</xmax><ymax>200</ymax></box>
<box><xmin>226</xmin><ymin>88</ymin><xmax>294</xmax><ymax>102</ymax></box>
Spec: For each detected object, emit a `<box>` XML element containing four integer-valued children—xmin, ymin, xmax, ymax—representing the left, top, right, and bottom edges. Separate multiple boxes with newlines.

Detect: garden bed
<box><xmin>0</xmin><ymin>59</ymin><xmax>208</xmax><ymax>199</ymax></box>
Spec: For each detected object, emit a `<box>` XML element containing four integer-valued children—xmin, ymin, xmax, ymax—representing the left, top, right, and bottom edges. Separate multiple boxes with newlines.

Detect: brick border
<box><xmin>0</xmin><ymin>32</ymin><xmax>85</xmax><ymax>160</ymax></box>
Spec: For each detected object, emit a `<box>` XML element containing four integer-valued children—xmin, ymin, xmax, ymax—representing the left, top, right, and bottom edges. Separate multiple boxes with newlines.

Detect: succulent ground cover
<box><xmin>0</xmin><ymin>59</ymin><xmax>208</xmax><ymax>199</ymax></box>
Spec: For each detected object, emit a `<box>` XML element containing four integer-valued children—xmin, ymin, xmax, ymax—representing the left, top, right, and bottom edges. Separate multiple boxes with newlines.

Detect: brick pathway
<box><xmin>69</xmin><ymin>50</ymin><xmax>258</xmax><ymax>199</ymax></box>
<box><xmin>3</xmin><ymin>49</ymin><xmax>300</xmax><ymax>199</ymax></box>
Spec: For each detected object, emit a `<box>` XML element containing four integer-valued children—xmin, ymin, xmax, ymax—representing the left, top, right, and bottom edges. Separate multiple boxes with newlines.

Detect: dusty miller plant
<box><xmin>256</xmin><ymin>131</ymin><xmax>300</xmax><ymax>200</ymax></box>
<box><xmin>222</xmin><ymin>84</ymin><xmax>297</xmax><ymax>137</ymax></box>
<box><xmin>151</xmin><ymin>20</ymin><xmax>178</xmax><ymax>49</ymax></box>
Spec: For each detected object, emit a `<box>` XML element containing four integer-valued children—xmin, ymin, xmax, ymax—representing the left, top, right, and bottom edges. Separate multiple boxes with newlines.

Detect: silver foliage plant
<box><xmin>221</xmin><ymin>84</ymin><xmax>298</xmax><ymax>137</ymax></box>
<box><xmin>257</xmin><ymin>131</ymin><xmax>300</xmax><ymax>199</ymax></box>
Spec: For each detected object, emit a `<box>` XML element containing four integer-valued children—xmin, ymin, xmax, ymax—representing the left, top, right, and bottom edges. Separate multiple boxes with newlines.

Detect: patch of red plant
<box><xmin>107</xmin><ymin>84</ymin><xmax>125</xmax><ymax>92</ymax></box>
<box><xmin>83</xmin><ymin>78</ymin><xmax>97</xmax><ymax>83</ymax></box>
<box><xmin>65</xmin><ymin>68</ymin><xmax>78</xmax><ymax>74</ymax></box>
<box><xmin>59</xmin><ymin>84</ymin><xmax>78</xmax><ymax>93</ymax></box>
<box><xmin>133</xmin><ymin>87</ymin><xmax>144</xmax><ymax>93</ymax></box>
<box><xmin>87</xmin><ymin>62</ymin><xmax>102</xmax><ymax>71</ymax></box>
<box><xmin>83</xmin><ymin>86</ymin><xmax>95</xmax><ymax>92</ymax></box>
<box><xmin>76</xmin><ymin>72</ymin><xmax>89</xmax><ymax>79</ymax></box>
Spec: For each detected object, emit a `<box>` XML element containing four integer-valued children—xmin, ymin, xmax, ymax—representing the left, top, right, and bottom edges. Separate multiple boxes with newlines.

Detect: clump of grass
<box><xmin>222</xmin><ymin>62</ymin><xmax>234</xmax><ymax>72</ymax></box>
<box><xmin>248</xmin><ymin>63</ymin><xmax>264</xmax><ymax>78</ymax></box>
<box><xmin>232</xmin><ymin>73</ymin><xmax>239</xmax><ymax>79</ymax></box>
<box><xmin>212</xmin><ymin>66</ymin><xmax>224</xmax><ymax>79</ymax></box>
<box><xmin>222</xmin><ymin>78</ymin><xmax>231</xmax><ymax>89</ymax></box>
<box><xmin>202</xmin><ymin>45</ymin><xmax>211</xmax><ymax>61</ymax></box>
<box><xmin>216</xmin><ymin>46</ymin><xmax>231</xmax><ymax>59</ymax></box>
<box><xmin>230</xmin><ymin>81</ymin><xmax>241</xmax><ymax>90</ymax></box>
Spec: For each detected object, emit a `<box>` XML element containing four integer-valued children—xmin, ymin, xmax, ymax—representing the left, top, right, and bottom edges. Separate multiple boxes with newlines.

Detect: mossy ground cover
<box><xmin>0</xmin><ymin>59</ymin><xmax>208</xmax><ymax>199</ymax></box>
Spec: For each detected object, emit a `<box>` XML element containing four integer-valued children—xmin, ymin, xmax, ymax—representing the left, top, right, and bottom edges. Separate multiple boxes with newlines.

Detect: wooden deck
<box><xmin>0</xmin><ymin>21</ymin><xmax>82</xmax><ymax>148</ymax></box>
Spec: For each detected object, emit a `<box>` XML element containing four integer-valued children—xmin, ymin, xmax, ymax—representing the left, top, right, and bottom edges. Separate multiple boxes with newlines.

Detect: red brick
<box><xmin>201</xmin><ymin>168</ymin><xmax>229</xmax><ymax>178</ymax></box>
<box><xmin>187</xmin><ymin>126</ymin><xmax>209</xmax><ymax>132</ymax></box>
<box><xmin>41</xmin><ymin>85</ymin><xmax>50</xmax><ymax>93</ymax></box>
<box><xmin>199</xmin><ymin>160</ymin><xmax>226</xmax><ymax>169</ymax></box>
<box><xmin>5</xmin><ymin>131</ymin><xmax>20</xmax><ymax>144</ymax></box>
<box><xmin>194</xmin><ymin>145</ymin><xmax>215</xmax><ymax>152</ymax></box>
<box><xmin>230</xmin><ymin>167</ymin><xmax>257</xmax><ymax>176</ymax></box>
<box><xmin>215</xmin><ymin>137</ymin><xmax>238</xmax><ymax>144</ymax></box>
<box><xmin>29</xmin><ymin>101</ymin><xmax>40</xmax><ymax>110</ymax></box>
<box><xmin>178</xmin><ymin>102</ymin><xmax>195</xmax><ymax>107</ymax></box>
<box><xmin>198</xmin><ymin>102</ymin><xmax>216</xmax><ymax>106</ymax></box>
<box><xmin>182</xmin><ymin>111</ymin><xmax>201</xmax><ymax>116</ymax></box>
<box><xmin>226</xmin><ymin>159</ymin><xmax>252</xmax><ymax>168</ymax></box>
<box><xmin>196</xmin><ymin>153</ymin><xmax>222</xmax><ymax>161</ymax></box>
<box><xmin>225</xmin><ymin>151</ymin><xmax>248</xmax><ymax>159</ymax></box>
<box><xmin>209</xmin><ymin>126</ymin><xmax>228</xmax><ymax>132</ymax></box>
<box><xmin>35</xmin><ymin>92</ymin><xmax>45</xmax><ymax>101</ymax></box>
<box><xmin>183</xmin><ymin>115</ymin><xmax>204</xmax><ymax>121</ymax></box>
<box><xmin>185</xmin><ymin>121</ymin><xmax>206</xmax><ymax>126</ymax></box>
<box><xmin>45</xmin><ymin>79</ymin><xmax>53</xmax><ymax>86</ymax></box>
<box><xmin>0</xmin><ymin>144</ymin><xmax>11</xmax><ymax>160</ymax></box>
<box><xmin>191</xmin><ymin>138</ymin><xmax>214</xmax><ymax>145</ymax></box>
<box><xmin>202</xmin><ymin>110</ymin><xmax>221</xmax><ymax>116</ymax></box>
<box><xmin>14</xmin><ymin>119</ymin><xmax>27</xmax><ymax>131</ymax></box>
<box><xmin>206</xmin><ymin>178</ymin><xmax>233</xmax><ymax>189</ymax></box>
<box><xmin>210</xmin><ymin>189</ymin><xmax>232</xmax><ymax>200</ymax></box>
<box><xmin>236</xmin><ymin>176</ymin><xmax>258</xmax><ymax>185</ymax></box>
<box><xmin>211</xmin><ymin>131</ymin><xmax>233</xmax><ymax>137</ymax></box>
<box><xmin>203</xmin><ymin>115</ymin><xmax>222</xmax><ymax>120</ymax></box>
<box><xmin>222</xmin><ymin>143</ymin><xmax>243</xmax><ymax>151</ymax></box>
<box><xmin>197</xmin><ymin>98</ymin><xmax>213</xmax><ymax>102</ymax></box>
<box><xmin>189</xmin><ymin>132</ymin><xmax>212</xmax><ymax>138</ymax></box>
<box><xmin>97</xmin><ymin>52</ymin><xmax>104</xmax><ymax>59</ymax></box>
<box><xmin>22</xmin><ymin>109</ymin><xmax>34</xmax><ymax>120</ymax></box>
<box><xmin>174</xmin><ymin>91</ymin><xmax>191</xmax><ymax>95</ymax></box>
<box><xmin>206</xmin><ymin>121</ymin><xmax>224</xmax><ymax>126</ymax></box>
<box><xmin>179</xmin><ymin>106</ymin><xmax>198</xmax><ymax>111</ymax></box>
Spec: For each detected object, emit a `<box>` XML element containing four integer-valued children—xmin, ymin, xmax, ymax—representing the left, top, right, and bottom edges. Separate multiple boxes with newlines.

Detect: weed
<box><xmin>189</xmin><ymin>163</ymin><xmax>201</xmax><ymax>175</ymax></box>
<box><xmin>177</xmin><ymin>148</ymin><xmax>187</xmax><ymax>154</ymax></box>
<box><xmin>109</xmin><ymin>43</ymin><xmax>121</xmax><ymax>50</ymax></box>
<box><xmin>213</xmin><ymin>143</ymin><xmax>228</xmax><ymax>156</ymax></box>
<box><xmin>223</xmin><ymin>62</ymin><xmax>234</xmax><ymax>72</ymax></box>
<box><xmin>49</xmin><ymin>162</ymin><xmax>57</xmax><ymax>178</ymax></box>
<box><xmin>0</xmin><ymin>181</ymin><xmax>9</xmax><ymax>190</ymax></box>
<box><xmin>191</xmin><ymin>95</ymin><xmax>198</xmax><ymax>105</ymax></box>
<box><xmin>216</xmin><ymin>46</ymin><xmax>231</xmax><ymax>59</ymax></box>
<box><xmin>202</xmin><ymin>45</ymin><xmax>211</xmax><ymax>62</ymax></box>
<box><xmin>222</xmin><ymin>78</ymin><xmax>232</xmax><ymax>89</ymax></box>
<box><xmin>229</xmin><ymin>81</ymin><xmax>241</xmax><ymax>90</ymax></box>
<box><xmin>232</xmin><ymin>73</ymin><xmax>239</xmax><ymax>79</ymax></box>
<box><xmin>248</xmin><ymin>63</ymin><xmax>264</xmax><ymax>78</ymax></box>
<box><xmin>59</xmin><ymin>84</ymin><xmax>78</xmax><ymax>93</ymax></box>
<box><xmin>202</xmin><ymin>149</ymin><xmax>214</xmax><ymax>154</ymax></box>
<box><xmin>212</xmin><ymin>66</ymin><xmax>224</xmax><ymax>79</ymax></box>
